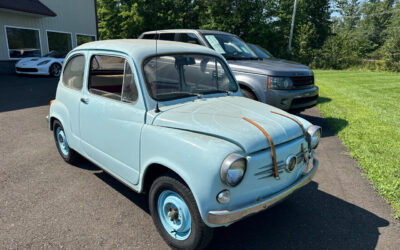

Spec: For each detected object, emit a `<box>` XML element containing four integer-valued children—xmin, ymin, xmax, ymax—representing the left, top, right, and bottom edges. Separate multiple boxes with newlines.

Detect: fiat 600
<box><xmin>47</xmin><ymin>40</ymin><xmax>321</xmax><ymax>249</ymax></box>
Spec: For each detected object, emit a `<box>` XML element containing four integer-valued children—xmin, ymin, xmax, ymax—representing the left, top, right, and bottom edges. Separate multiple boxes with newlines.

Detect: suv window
<box><xmin>178</xmin><ymin>33</ymin><xmax>200</xmax><ymax>45</ymax></box>
<box><xmin>142</xmin><ymin>33</ymin><xmax>157</xmax><ymax>39</ymax></box>
<box><xmin>63</xmin><ymin>54</ymin><xmax>85</xmax><ymax>90</ymax></box>
<box><xmin>159</xmin><ymin>33</ymin><xmax>175</xmax><ymax>41</ymax></box>
<box><xmin>88</xmin><ymin>55</ymin><xmax>138</xmax><ymax>102</ymax></box>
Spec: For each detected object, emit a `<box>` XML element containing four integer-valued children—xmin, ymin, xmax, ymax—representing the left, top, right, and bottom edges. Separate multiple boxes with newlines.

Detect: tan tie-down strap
<box><xmin>270</xmin><ymin>110</ymin><xmax>309</xmax><ymax>162</ymax></box>
<box><xmin>242</xmin><ymin>117</ymin><xmax>279</xmax><ymax>179</ymax></box>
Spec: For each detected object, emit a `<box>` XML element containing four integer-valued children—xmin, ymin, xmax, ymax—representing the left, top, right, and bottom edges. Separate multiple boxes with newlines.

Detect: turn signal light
<box><xmin>50</xmin><ymin>100</ymin><xmax>54</xmax><ymax>105</ymax></box>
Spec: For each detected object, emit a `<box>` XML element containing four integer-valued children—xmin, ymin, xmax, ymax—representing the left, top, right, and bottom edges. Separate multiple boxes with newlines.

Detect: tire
<box><xmin>241</xmin><ymin>88</ymin><xmax>257</xmax><ymax>100</ymax></box>
<box><xmin>49</xmin><ymin>63</ymin><xmax>61</xmax><ymax>77</ymax></box>
<box><xmin>149</xmin><ymin>175</ymin><xmax>213</xmax><ymax>250</ymax></box>
<box><xmin>53</xmin><ymin>120</ymin><xmax>80</xmax><ymax>164</ymax></box>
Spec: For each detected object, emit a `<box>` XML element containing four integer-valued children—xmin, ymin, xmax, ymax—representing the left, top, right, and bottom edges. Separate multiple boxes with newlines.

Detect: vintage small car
<box><xmin>47</xmin><ymin>39</ymin><xmax>321</xmax><ymax>249</ymax></box>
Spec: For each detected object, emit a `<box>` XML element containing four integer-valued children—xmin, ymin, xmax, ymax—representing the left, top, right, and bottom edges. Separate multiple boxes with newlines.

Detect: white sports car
<box><xmin>15</xmin><ymin>50</ymin><xmax>66</xmax><ymax>77</ymax></box>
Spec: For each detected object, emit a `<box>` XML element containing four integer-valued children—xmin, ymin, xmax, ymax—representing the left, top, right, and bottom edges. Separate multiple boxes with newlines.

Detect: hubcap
<box><xmin>158</xmin><ymin>190</ymin><xmax>191</xmax><ymax>240</ymax></box>
<box><xmin>56</xmin><ymin>127</ymin><xmax>69</xmax><ymax>155</ymax></box>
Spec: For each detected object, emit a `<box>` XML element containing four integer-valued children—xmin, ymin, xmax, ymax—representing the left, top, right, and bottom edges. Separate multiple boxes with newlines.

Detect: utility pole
<box><xmin>288</xmin><ymin>0</ymin><xmax>298</xmax><ymax>51</ymax></box>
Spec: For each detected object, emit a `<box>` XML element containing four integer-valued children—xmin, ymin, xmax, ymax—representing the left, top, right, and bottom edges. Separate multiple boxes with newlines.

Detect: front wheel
<box><xmin>149</xmin><ymin>175</ymin><xmax>213</xmax><ymax>250</ymax></box>
<box><xmin>49</xmin><ymin>63</ymin><xmax>61</xmax><ymax>77</ymax></box>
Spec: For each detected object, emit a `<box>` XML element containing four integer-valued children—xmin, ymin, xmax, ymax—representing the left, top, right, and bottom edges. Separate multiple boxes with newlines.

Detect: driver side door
<box><xmin>79</xmin><ymin>52</ymin><xmax>145</xmax><ymax>185</ymax></box>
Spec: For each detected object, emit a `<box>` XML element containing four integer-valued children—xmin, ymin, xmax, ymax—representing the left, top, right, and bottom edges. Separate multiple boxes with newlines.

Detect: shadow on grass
<box><xmin>317</xmin><ymin>96</ymin><xmax>332</xmax><ymax>104</ymax></box>
<box><xmin>299</xmin><ymin>114</ymin><xmax>348</xmax><ymax>138</ymax></box>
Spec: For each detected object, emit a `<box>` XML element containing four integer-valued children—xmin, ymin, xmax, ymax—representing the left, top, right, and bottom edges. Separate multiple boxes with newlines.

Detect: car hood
<box><xmin>228</xmin><ymin>58</ymin><xmax>313</xmax><ymax>77</ymax></box>
<box><xmin>16</xmin><ymin>57</ymin><xmax>54</xmax><ymax>66</ymax></box>
<box><xmin>151</xmin><ymin>96</ymin><xmax>310</xmax><ymax>153</ymax></box>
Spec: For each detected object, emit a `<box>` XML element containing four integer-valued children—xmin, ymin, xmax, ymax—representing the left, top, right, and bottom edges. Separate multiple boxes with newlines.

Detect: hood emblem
<box><xmin>285</xmin><ymin>155</ymin><xmax>297</xmax><ymax>172</ymax></box>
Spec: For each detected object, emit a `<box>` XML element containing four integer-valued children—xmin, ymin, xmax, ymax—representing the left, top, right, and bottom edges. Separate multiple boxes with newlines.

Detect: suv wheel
<box><xmin>241</xmin><ymin>88</ymin><xmax>257</xmax><ymax>100</ymax></box>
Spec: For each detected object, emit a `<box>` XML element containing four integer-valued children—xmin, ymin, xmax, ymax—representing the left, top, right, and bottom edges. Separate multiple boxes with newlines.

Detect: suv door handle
<box><xmin>80</xmin><ymin>97</ymin><xmax>89</xmax><ymax>104</ymax></box>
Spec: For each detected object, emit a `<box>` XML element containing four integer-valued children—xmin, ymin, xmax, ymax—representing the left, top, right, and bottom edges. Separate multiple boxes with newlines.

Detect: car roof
<box><xmin>140</xmin><ymin>29</ymin><xmax>233</xmax><ymax>36</ymax></box>
<box><xmin>72</xmin><ymin>39</ymin><xmax>222</xmax><ymax>62</ymax></box>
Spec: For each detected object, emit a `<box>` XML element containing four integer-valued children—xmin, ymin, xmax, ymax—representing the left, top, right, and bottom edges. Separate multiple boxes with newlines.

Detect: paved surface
<box><xmin>1</xmin><ymin>74</ymin><xmax>399</xmax><ymax>249</ymax></box>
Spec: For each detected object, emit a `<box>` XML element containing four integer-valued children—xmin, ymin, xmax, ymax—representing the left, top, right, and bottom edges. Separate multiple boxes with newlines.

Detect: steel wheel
<box><xmin>158</xmin><ymin>190</ymin><xmax>192</xmax><ymax>240</ymax></box>
<box><xmin>56</xmin><ymin>126</ymin><xmax>69</xmax><ymax>156</ymax></box>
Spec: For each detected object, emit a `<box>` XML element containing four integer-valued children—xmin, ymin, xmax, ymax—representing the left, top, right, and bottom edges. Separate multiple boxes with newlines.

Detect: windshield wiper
<box><xmin>200</xmin><ymin>89</ymin><xmax>231</xmax><ymax>95</ymax></box>
<box><xmin>156</xmin><ymin>91</ymin><xmax>203</xmax><ymax>99</ymax></box>
<box><xmin>224</xmin><ymin>56</ymin><xmax>260</xmax><ymax>61</ymax></box>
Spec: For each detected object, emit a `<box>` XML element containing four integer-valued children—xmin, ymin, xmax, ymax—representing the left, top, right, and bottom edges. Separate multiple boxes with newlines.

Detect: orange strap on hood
<box><xmin>242</xmin><ymin>117</ymin><xmax>279</xmax><ymax>179</ymax></box>
<box><xmin>270</xmin><ymin>110</ymin><xmax>311</xmax><ymax>158</ymax></box>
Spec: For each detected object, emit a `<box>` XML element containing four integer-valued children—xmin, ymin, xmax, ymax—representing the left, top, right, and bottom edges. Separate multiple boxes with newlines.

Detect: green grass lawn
<box><xmin>314</xmin><ymin>70</ymin><xmax>400</xmax><ymax>218</ymax></box>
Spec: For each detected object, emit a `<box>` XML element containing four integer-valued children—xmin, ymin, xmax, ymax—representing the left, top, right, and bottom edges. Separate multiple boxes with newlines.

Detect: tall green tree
<box><xmin>380</xmin><ymin>2</ymin><xmax>400</xmax><ymax>71</ymax></box>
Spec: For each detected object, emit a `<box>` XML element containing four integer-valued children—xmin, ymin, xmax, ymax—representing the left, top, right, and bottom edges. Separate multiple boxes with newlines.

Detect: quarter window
<box><xmin>159</xmin><ymin>33</ymin><xmax>175</xmax><ymax>41</ymax></box>
<box><xmin>88</xmin><ymin>55</ymin><xmax>138</xmax><ymax>102</ymax></box>
<box><xmin>141</xmin><ymin>33</ymin><xmax>157</xmax><ymax>39</ymax></box>
<box><xmin>63</xmin><ymin>55</ymin><xmax>85</xmax><ymax>90</ymax></box>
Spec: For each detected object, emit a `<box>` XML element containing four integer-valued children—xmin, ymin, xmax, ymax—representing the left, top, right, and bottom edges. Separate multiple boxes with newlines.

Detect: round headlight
<box><xmin>307</xmin><ymin>125</ymin><xmax>322</xmax><ymax>149</ymax></box>
<box><xmin>220</xmin><ymin>154</ymin><xmax>247</xmax><ymax>187</ymax></box>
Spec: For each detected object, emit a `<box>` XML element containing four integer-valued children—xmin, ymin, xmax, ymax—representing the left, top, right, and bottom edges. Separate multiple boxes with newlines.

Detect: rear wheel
<box><xmin>49</xmin><ymin>63</ymin><xmax>61</xmax><ymax>77</ymax></box>
<box><xmin>149</xmin><ymin>175</ymin><xmax>213</xmax><ymax>250</ymax></box>
<box><xmin>241</xmin><ymin>88</ymin><xmax>257</xmax><ymax>100</ymax></box>
<box><xmin>53</xmin><ymin>120</ymin><xmax>80</xmax><ymax>163</ymax></box>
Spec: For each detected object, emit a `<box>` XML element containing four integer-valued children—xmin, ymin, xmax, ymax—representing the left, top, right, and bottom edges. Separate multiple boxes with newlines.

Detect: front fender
<box><xmin>139</xmin><ymin>125</ymin><xmax>243</xmax><ymax>227</ymax></box>
<box><xmin>234</xmin><ymin>71</ymin><xmax>268</xmax><ymax>103</ymax></box>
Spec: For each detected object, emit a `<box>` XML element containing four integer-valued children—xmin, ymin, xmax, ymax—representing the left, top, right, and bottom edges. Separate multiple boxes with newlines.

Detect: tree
<box><xmin>380</xmin><ymin>2</ymin><xmax>400</xmax><ymax>71</ymax></box>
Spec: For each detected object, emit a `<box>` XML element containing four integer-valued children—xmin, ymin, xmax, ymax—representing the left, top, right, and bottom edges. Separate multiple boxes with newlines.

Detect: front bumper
<box><xmin>15</xmin><ymin>65</ymin><xmax>50</xmax><ymax>76</ymax></box>
<box><xmin>265</xmin><ymin>86</ymin><xmax>319</xmax><ymax>111</ymax></box>
<box><xmin>46</xmin><ymin>115</ymin><xmax>51</xmax><ymax>130</ymax></box>
<box><xmin>207</xmin><ymin>158</ymin><xmax>318</xmax><ymax>225</ymax></box>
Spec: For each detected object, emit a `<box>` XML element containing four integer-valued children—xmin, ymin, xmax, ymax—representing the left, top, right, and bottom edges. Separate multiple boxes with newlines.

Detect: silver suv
<box><xmin>139</xmin><ymin>29</ymin><xmax>318</xmax><ymax>112</ymax></box>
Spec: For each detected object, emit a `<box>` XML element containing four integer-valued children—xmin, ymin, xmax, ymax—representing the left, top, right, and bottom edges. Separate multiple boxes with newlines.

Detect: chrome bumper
<box><xmin>207</xmin><ymin>158</ymin><xmax>318</xmax><ymax>225</ymax></box>
<box><xmin>46</xmin><ymin>115</ymin><xmax>50</xmax><ymax>129</ymax></box>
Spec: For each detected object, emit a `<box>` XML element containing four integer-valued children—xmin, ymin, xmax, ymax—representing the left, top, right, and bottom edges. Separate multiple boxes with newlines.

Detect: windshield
<box><xmin>143</xmin><ymin>54</ymin><xmax>238</xmax><ymax>101</ymax></box>
<box><xmin>203</xmin><ymin>34</ymin><xmax>258</xmax><ymax>60</ymax></box>
<box><xmin>44</xmin><ymin>50</ymin><xmax>67</xmax><ymax>58</ymax></box>
<box><xmin>247</xmin><ymin>43</ymin><xmax>274</xmax><ymax>59</ymax></box>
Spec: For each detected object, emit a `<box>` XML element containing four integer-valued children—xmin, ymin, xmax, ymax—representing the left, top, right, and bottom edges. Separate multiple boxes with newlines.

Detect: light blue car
<box><xmin>47</xmin><ymin>39</ymin><xmax>321</xmax><ymax>249</ymax></box>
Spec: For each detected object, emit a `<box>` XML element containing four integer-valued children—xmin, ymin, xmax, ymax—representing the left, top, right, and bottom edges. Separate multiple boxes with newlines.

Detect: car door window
<box><xmin>63</xmin><ymin>55</ymin><xmax>85</xmax><ymax>90</ymax></box>
<box><xmin>88</xmin><ymin>55</ymin><xmax>138</xmax><ymax>103</ymax></box>
<box><xmin>178</xmin><ymin>33</ymin><xmax>200</xmax><ymax>45</ymax></box>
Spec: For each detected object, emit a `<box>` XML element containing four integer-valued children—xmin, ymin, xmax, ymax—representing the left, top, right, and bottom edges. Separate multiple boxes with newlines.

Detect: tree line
<box><xmin>97</xmin><ymin>0</ymin><xmax>400</xmax><ymax>71</ymax></box>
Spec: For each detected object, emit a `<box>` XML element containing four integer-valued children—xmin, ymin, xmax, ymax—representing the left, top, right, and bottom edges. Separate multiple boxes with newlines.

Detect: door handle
<box><xmin>80</xmin><ymin>97</ymin><xmax>89</xmax><ymax>104</ymax></box>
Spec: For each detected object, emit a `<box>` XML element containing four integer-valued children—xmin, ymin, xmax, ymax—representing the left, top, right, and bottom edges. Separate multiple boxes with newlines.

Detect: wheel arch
<box><xmin>238</xmin><ymin>82</ymin><xmax>259</xmax><ymax>100</ymax></box>
<box><xmin>141</xmin><ymin>163</ymin><xmax>190</xmax><ymax>194</ymax></box>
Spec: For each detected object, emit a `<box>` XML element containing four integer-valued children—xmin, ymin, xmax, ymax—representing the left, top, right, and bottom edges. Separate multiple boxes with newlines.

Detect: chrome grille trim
<box><xmin>254</xmin><ymin>150</ymin><xmax>307</xmax><ymax>179</ymax></box>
